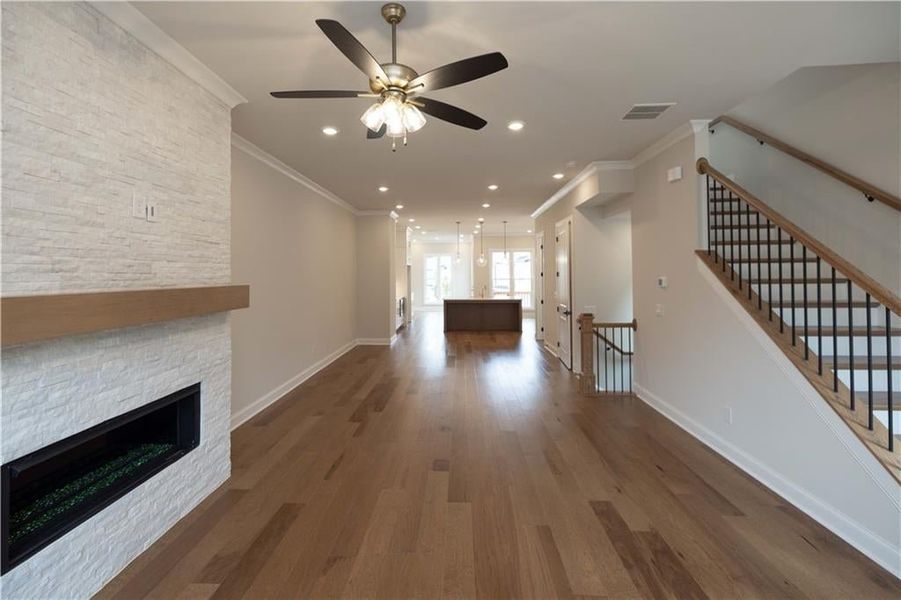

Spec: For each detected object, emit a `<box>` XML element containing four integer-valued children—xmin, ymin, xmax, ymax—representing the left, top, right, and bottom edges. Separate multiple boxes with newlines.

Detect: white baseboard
<box><xmin>356</xmin><ymin>337</ymin><xmax>392</xmax><ymax>345</ymax></box>
<box><xmin>230</xmin><ymin>339</ymin><xmax>358</xmax><ymax>430</ymax></box>
<box><xmin>543</xmin><ymin>343</ymin><xmax>558</xmax><ymax>357</ymax></box>
<box><xmin>636</xmin><ymin>387</ymin><xmax>900</xmax><ymax>577</ymax></box>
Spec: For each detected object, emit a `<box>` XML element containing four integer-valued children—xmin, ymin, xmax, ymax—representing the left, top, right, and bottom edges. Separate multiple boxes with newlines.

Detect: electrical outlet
<box><xmin>584</xmin><ymin>305</ymin><xmax>596</xmax><ymax>314</ymax></box>
<box><xmin>655</xmin><ymin>304</ymin><xmax>664</xmax><ymax>317</ymax></box>
<box><xmin>666</xmin><ymin>166</ymin><xmax>683</xmax><ymax>182</ymax></box>
<box><xmin>146</xmin><ymin>201</ymin><xmax>158</xmax><ymax>222</ymax></box>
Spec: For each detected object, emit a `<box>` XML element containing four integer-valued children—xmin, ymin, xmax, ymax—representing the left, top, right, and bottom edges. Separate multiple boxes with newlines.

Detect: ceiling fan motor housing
<box><xmin>381</xmin><ymin>3</ymin><xmax>406</xmax><ymax>25</ymax></box>
<box><xmin>370</xmin><ymin>63</ymin><xmax>419</xmax><ymax>94</ymax></box>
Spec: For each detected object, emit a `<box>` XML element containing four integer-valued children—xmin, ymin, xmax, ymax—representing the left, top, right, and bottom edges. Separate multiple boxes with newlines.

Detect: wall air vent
<box><xmin>622</xmin><ymin>103</ymin><xmax>676</xmax><ymax>120</ymax></box>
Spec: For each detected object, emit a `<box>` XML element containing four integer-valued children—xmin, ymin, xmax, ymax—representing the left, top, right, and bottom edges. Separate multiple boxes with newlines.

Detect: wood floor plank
<box><xmin>96</xmin><ymin>313</ymin><xmax>901</xmax><ymax>600</ymax></box>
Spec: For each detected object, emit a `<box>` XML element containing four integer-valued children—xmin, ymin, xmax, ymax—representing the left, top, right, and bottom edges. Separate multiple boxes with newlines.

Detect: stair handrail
<box><xmin>592</xmin><ymin>320</ymin><xmax>637</xmax><ymax>356</ymax></box>
<box><xmin>697</xmin><ymin>157</ymin><xmax>901</xmax><ymax>316</ymax></box>
<box><xmin>708</xmin><ymin>116</ymin><xmax>901</xmax><ymax>212</ymax></box>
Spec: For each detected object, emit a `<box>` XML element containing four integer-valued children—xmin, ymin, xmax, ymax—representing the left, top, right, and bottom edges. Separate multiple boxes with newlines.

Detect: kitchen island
<box><xmin>443</xmin><ymin>298</ymin><xmax>522</xmax><ymax>332</ymax></box>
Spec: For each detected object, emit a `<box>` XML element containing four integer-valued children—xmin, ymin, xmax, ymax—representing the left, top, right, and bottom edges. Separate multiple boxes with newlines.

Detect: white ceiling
<box><xmin>136</xmin><ymin>2</ymin><xmax>900</xmax><ymax>236</ymax></box>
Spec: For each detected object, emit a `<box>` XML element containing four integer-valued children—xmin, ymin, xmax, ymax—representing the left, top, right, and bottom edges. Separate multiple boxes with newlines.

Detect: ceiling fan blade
<box><xmin>416</xmin><ymin>97</ymin><xmax>487</xmax><ymax>130</ymax></box>
<box><xmin>407</xmin><ymin>52</ymin><xmax>508</xmax><ymax>92</ymax></box>
<box><xmin>316</xmin><ymin>19</ymin><xmax>389</xmax><ymax>83</ymax></box>
<box><xmin>270</xmin><ymin>90</ymin><xmax>371</xmax><ymax>98</ymax></box>
<box><xmin>366</xmin><ymin>124</ymin><xmax>387</xmax><ymax>139</ymax></box>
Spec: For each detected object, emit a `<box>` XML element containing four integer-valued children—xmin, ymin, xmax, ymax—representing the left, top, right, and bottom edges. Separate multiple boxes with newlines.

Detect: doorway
<box><xmin>555</xmin><ymin>217</ymin><xmax>573</xmax><ymax>369</ymax></box>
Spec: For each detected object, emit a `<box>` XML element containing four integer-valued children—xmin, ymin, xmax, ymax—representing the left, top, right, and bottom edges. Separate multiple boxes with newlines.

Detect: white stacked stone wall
<box><xmin>1</xmin><ymin>3</ymin><xmax>233</xmax><ymax>597</ymax></box>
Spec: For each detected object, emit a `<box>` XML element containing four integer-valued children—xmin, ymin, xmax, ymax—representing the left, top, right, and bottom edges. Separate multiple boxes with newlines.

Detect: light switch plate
<box><xmin>146</xmin><ymin>201</ymin><xmax>158</xmax><ymax>222</ymax></box>
<box><xmin>666</xmin><ymin>166</ymin><xmax>683</xmax><ymax>182</ymax></box>
<box><xmin>657</xmin><ymin>276</ymin><xmax>668</xmax><ymax>289</ymax></box>
<box><xmin>655</xmin><ymin>304</ymin><xmax>665</xmax><ymax>317</ymax></box>
<box><xmin>132</xmin><ymin>191</ymin><xmax>146</xmax><ymax>219</ymax></box>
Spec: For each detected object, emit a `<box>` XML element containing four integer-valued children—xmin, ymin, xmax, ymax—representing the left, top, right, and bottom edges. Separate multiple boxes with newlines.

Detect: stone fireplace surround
<box><xmin>1</xmin><ymin>2</ymin><xmax>245</xmax><ymax>597</ymax></box>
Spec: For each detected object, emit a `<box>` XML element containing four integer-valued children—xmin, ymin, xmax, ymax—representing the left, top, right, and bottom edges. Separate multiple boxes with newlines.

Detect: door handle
<box><xmin>562</xmin><ymin>309</ymin><xmax>572</xmax><ymax>316</ymax></box>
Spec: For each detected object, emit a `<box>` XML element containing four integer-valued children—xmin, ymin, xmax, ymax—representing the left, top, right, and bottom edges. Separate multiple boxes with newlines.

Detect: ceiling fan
<box><xmin>270</xmin><ymin>3</ymin><xmax>509</xmax><ymax>150</ymax></box>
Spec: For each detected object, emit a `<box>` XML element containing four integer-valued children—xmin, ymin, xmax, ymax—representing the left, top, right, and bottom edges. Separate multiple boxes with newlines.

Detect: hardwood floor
<box><xmin>97</xmin><ymin>312</ymin><xmax>900</xmax><ymax>599</ymax></box>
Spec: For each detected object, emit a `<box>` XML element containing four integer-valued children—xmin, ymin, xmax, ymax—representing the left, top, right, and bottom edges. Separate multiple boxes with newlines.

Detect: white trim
<box><xmin>635</xmin><ymin>384</ymin><xmax>901</xmax><ymax>579</ymax></box>
<box><xmin>531</xmin><ymin>162</ymin><xmax>600</xmax><ymax>219</ymax></box>
<box><xmin>543</xmin><ymin>342</ymin><xmax>558</xmax><ymax>357</ymax></box>
<box><xmin>231</xmin><ymin>133</ymin><xmax>357</xmax><ymax>214</ymax></box>
<box><xmin>356</xmin><ymin>337</ymin><xmax>392</xmax><ymax>345</ymax></box>
<box><xmin>90</xmin><ymin>2</ymin><xmax>246</xmax><ymax>108</ymax></box>
<box><xmin>695</xmin><ymin>256</ymin><xmax>899</xmax><ymax>503</ymax></box>
<box><xmin>532</xmin><ymin>121</ymin><xmax>712</xmax><ymax>219</ymax></box>
<box><xmin>230</xmin><ymin>339</ymin><xmax>358</xmax><ymax>430</ymax></box>
<box><xmin>356</xmin><ymin>210</ymin><xmax>397</xmax><ymax>218</ymax></box>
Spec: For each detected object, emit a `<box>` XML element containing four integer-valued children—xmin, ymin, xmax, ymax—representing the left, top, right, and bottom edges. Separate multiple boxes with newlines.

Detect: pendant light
<box><xmin>477</xmin><ymin>223</ymin><xmax>487</xmax><ymax>267</ymax></box>
<box><xmin>502</xmin><ymin>220</ymin><xmax>508</xmax><ymax>258</ymax></box>
<box><xmin>455</xmin><ymin>221</ymin><xmax>462</xmax><ymax>264</ymax></box>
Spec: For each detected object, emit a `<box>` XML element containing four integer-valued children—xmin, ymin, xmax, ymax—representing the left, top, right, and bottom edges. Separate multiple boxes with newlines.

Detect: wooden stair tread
<box><xmin>726</xmin><ymin>257</ymin><xmax>817</xmax><ymax>263</ymax></box>
<box><xmin>769</xmin><ymin>300</ymin><xmax>878</xmax><ymax>308</ymax></box>
<box><xmin>748</xmin><ymin>277</ymin><xmax>851</xmax><ymax>284</ymax></box>
<box><xmin>803</xmin><ymin>326</ymin><xmax>901</xmax><ymax>336</ymax></box>
<box><xmin>712</xmin><ymin>240</ymin><xmax>794</xmax><ymax>246</ymax></box>
<box><xmin>853</xmin><ymin>392</ymin><xmax>901</xmax><ymax>410</ymax></box>
<box><xmin>823</xmin><ymin>356</ymin><xmax>901</xmax><ymax>369</ymax></box>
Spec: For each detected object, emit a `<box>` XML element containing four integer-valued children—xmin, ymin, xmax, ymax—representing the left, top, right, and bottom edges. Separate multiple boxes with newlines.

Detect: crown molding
<box><xmin>231</xmin><ymin>132</ymin><xmax>358</xmax><ymax>214</ymax></box>
<box><xmin>355</xmin><ymin>210</ymin><xmax>397</xmax><ymax>218</ymax></box>
<box><xmin>90</xmin><ymin>1</ymin><xmax>247</xmax><ymax>108</ymax></box>
<box><xmin>531</xmin><ymin>120</ymin><xmax>712</xmax><ymax>220</ymax></box>
<box><xmin>531</xmin><ymin>162</ymin><xmax>600</xmax><ymax>219</ymax></box>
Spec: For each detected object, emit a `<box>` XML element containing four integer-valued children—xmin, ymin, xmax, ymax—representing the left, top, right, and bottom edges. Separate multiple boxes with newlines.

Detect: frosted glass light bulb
<box><xmin>402</xmin><ymin>104</ymin><xmax>426</xmax><ymax>133</ymax></box>
<box><xmin>360</xmin><ymin>102</ymin><xmax>385</xmax><ymax>132</ymax></box>
<box><xmin>382</xmin><ymin>97</ymin><xmax>405</xmax><ymax>138</ymax></box>
<box><xmin>477</xmin><ymin>253</ymin><xmax>487</xmax><ymax>267</ymax></box>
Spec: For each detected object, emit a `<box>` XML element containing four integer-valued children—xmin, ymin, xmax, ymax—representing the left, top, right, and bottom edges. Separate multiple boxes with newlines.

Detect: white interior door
<box><xmin>555</xmin><ymin>218</ymin><xmax>572</xmax><ymax>369</ymax></box>
<box><xmin>535</xmin><ymin>232</ymin><xmax>545</xmax><ymax>340</ymax></box>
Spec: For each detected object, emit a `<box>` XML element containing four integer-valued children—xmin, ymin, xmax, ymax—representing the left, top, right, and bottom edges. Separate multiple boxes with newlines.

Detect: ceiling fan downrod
<box><xmin>381</xmin><ymin>3</ymin><xmax>406</xmax><ymax>64</ymax></box>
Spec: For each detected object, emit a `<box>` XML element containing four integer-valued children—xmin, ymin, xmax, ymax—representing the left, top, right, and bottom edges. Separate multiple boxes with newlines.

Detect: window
<box><xmin>423</xmin><ymin>254</ymin><xmax>453</xmax><ymax>304</ymax></box>
<box><xmin>491</xmin><ymin>250</ymin><xmax>532</xmax><ymax>308</ymax></box>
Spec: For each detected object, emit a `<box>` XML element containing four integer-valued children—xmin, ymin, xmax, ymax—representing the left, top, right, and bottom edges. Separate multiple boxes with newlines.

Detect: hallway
<box><xmin>98</xmin><ymin>313</ymin><xmax>900</xmax><ymax>599</ymax></box>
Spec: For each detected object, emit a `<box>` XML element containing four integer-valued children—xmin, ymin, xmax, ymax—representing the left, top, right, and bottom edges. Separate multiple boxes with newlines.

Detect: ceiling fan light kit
<box><xmin>270</xmin><ymin>3</ymin><xmax>508</xmax><ymax>151</ymax></box>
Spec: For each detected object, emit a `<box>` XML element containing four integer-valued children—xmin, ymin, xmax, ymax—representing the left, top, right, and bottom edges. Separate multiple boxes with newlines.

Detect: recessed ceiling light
<box><xmin>322</xmin><ymin>126</ymin><xmax>339</xmax><ymax>136</ymax></box>
<box><xmin>507</xmin><ymin>120</ymin><xmax>525</xmax><ymax>131</ymax></box>
<box><xmin>487</xmin><ymin>184</ymin><xmax>498</xmax><ymax>191</ymax></box>
<box><xmin>553</xmin><ymin>173</ymin><xmax>565</xmax><ymax>180</ymax></box>
<box><xmin>527</xmin><ymin>229</ymin><xmax>533</xmax><ymax>233</ymax></box>
<box><xmin>482</xmin><ymin>203</ymin><xmax>490</xmax><ymax>208</ymax></box>
<box><xmin>478</xmin><ymin>217</ymin><xmax>485</xmax><ymax>223</ymax></box>
<box><xmin>475</xmin><ymin>225</ymin><xmax>481</xmax><ymax>229</ymax></box>
<box><xmin>408</xmin><ymin>218</ymin><xmax>415</xmax><ymax>222</ymax></box>
<box><xmin>378</xmin><ymin>186</ymin><xmax>389</xmax><ymax>193</ymax></box>
<box><xmin>414</xmin><ymin>225</ymin><xmax>421</xmax><ymax>229</ymax></box>
<box><xmin>395</xmin><ymin>204</ymin><xmax>404</xmax><ymax>209</ymax></box>
<box><xmin>434</xmin><ymin>236</ymin><xmax>439</xmax><ymax>240</ymax></box>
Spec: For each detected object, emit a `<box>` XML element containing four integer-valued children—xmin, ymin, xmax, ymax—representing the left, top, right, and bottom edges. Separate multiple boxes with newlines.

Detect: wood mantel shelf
<box><xmin>1</xmin><ymin>285</ymin><xmax>249</xmax><ymax>347</ymax></box>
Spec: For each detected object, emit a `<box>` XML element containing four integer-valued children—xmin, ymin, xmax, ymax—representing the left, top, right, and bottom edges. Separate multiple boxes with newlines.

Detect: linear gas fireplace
<box><xmin>1</xmin><ymin>383</ymin><xmax>200</xmax><ymax>574</ymax></box>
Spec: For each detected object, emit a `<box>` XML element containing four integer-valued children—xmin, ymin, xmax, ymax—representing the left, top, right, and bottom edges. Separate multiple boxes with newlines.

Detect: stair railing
<box><xmin>579</xmin><ymin>313</ymin><xmax>636</xmax><ymax>396</ymax></box>
<box><xmin>697</xmin><ymin>157</ymin><xmax>900</xmax><ymax>453</ymax></box>
<box><xmin>709</xmin><ymin>116</ymin><xmax>901</xmax><ymax>211</ymax></box>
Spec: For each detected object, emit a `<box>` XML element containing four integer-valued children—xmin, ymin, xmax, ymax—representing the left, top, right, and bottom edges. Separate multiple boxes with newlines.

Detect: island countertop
<box><xmin>443</xmin><ymin>298</ymin><xmax>522</xmax><ymax>332</ymax></box>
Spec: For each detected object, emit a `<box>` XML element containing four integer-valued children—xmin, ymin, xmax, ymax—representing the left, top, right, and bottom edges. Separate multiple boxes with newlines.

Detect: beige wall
<box><xmin>630</xmin><ymin>132</ymin><xmax>899</xmax><ymax>573</ymax></box>
<box><xmin>712</xmin><ymin>63</ymin><xmax>901</xmax><ymax>293</ymax></box>
<box><xmin>355</xmin><ymin>214</ymin><xmax>396</xmax><ymax>340</ymax></box>
<box><xmin>231</xmin><ymin>147</ymin><xmax>356</xmax><ymax>420</ymax></box>
<box><xmin>535</xmin><ymin>174</ymin><xmax>633</xmax><ymax>370</ymax></box>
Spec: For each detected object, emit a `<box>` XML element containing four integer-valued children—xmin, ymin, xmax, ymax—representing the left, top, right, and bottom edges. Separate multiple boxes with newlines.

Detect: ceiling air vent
<box><xmin>622</xmin><ymin>103</ymin><xmax>676</xmax><ymax>120</ymax></box>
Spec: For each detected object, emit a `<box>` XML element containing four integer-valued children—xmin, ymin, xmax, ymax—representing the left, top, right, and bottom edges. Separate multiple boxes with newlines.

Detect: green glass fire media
<box><xmin>9</xmin><ymin>443</ymin><xmax>175</xmax><ymax>545</ymax></box>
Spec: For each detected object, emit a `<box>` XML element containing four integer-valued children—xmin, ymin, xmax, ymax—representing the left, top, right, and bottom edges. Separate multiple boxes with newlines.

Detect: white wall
<box><xmin>711</xmin><ymin>63</ymin><xmax>901</xmax><ymax>293</ymax></box>
<box><xmin>230</xmin><ymin>145</ymin><xmax>357</xmax><ymax>427</ymax></box>
<box><xmin>411</xmin><ymin>240</ymin><xmax>473</xmax><ymax>310</ymax></box>
<box><xmin>1</xmin><ymin>3</ymin><xmax>233</xmax><ymax>597</ymax></box>
<box><xmin>631</xmin><ymin>131</ymin><xmax>900</xmax><ymax>576</ymax></box>
<box><xmin>535</xmin><ymin>174</ymin><xmax>634</xmax><ymax>372</ymax></box>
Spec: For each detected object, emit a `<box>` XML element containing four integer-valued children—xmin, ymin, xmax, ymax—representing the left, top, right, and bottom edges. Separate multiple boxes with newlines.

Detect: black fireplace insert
<box><xmin>1</xmin><ymin>383</ymin><xmax>200</xmax><ymax>574</ymax></box>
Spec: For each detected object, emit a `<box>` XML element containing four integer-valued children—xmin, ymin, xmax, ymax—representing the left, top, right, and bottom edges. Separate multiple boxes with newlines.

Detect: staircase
<box><xmin>696</xmin><ymin>151</ymin><xmax>900</xmax><ymax>483</ymax></box>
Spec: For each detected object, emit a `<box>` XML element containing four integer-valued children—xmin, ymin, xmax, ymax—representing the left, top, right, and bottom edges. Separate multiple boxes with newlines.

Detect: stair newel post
<box><xmin>579</xmin><ymin>313</ymin><xmax>596</xmax><ymax>395</ymax></box>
